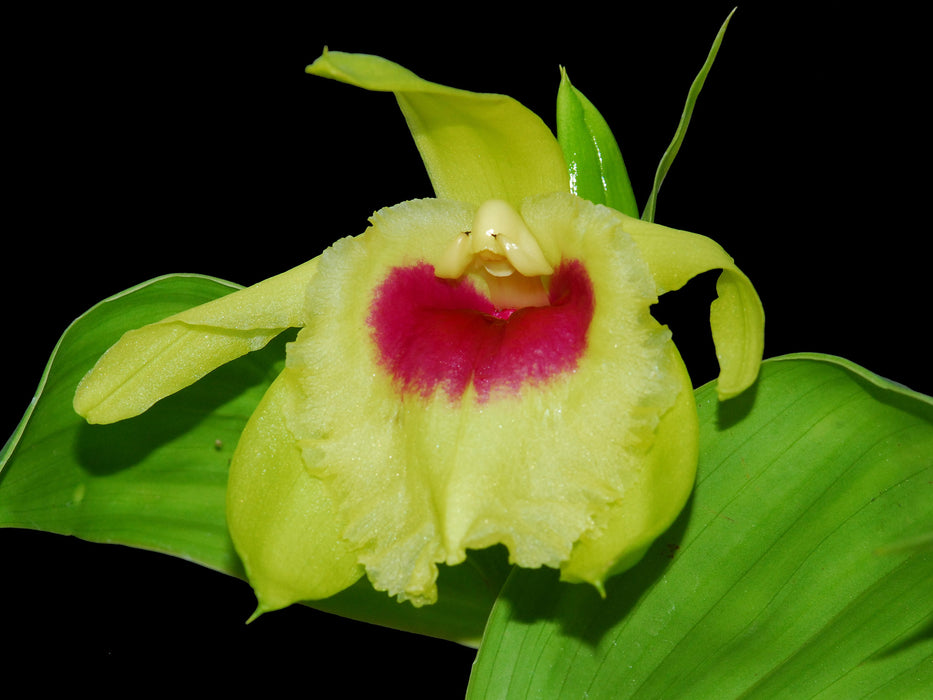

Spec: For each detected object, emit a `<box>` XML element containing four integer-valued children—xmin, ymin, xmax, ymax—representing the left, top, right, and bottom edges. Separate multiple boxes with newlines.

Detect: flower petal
<box><xmin>227</xmin><ymin>368</ymin><xmax>363</xmax><ymax>614</ymax></box>
<box><xmin>306</xmin><ymin>50</ymin><xmax>568</xmax><ymax>207</ymax></box>
<box><xmin>621</xmin><ymin>215</ymin><xmax>765</xmax><ymax>399</ymax></box>
<box><xmin>74</xmin><ymin>259</ymin><xmax>318</xmax><ymax>424</ymax></box>
<box><xmin>560</xmin><ymin>342</ymin><xmax>698</xmax><ymax>589</ymax></box>
<box><xmin>285</xmin><ymin>194</ymin><xmax>685</xmax><ymax>604</ymax></box>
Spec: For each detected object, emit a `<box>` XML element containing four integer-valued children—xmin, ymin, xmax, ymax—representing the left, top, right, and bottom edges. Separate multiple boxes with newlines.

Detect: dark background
<box><xmin>3</xmin><ymin>2</ymin><xmax>928</xmax><ymax>693</ymax></box>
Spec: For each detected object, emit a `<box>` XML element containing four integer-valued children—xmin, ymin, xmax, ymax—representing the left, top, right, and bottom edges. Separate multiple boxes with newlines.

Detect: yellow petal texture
<box><xmin>560</xmin><ymin>342</ymin><xmax>698</xmax><ymax>589</ymax></box>
<box><xmin>74</xmin><ymin>259</ymin><xmax>318</xmax><ymax>424</ymax></box>
<box><xmin>284</xmin><ymin>193</ymin><xmax>689</xmax><ymax>605</ymax></box>
<box><xmin>306</xmin><ymin>50</ymin><xmax>568</xmax><ymax>208</ymax></box>
<box><xmin>621</xmin><ymin>215</ymin><xmax>765</xmax><ymax>399</ymax></box>
<box><xmin>227</xmin><ymin>368</ymin><xmax>363</xmax><ymax>613</ymax></box>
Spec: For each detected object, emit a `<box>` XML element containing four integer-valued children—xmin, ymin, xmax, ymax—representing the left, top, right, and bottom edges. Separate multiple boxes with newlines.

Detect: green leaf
<box><xmin>1</xmin><ymin>274</ymin><xmax>255</xmax><ymax>575</ymax></box>
<box><xmin>468</xmin><ymin>354</ymin><xmax>933</xmax><ymax>698</ymax></box>
<box><xmin>0</xmin><ymin>274</ymin><xmax>506</xmax><ymax>645</ymax></box>
<box><xmin>556</xmin><ymin>68</ymin><xmax>639</xmax><ymax>217</ymax></box>
<box><xmin>642</xmin><ymin>8</ymin><xmax>735</xmax><ymax>223</ymax></box>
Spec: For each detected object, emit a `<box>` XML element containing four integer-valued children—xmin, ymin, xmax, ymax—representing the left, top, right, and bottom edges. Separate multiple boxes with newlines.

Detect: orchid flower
<box><xmin>72</xmin><ymin>50</ymin><xmax>763</xmax><ymax>612</ymax></box>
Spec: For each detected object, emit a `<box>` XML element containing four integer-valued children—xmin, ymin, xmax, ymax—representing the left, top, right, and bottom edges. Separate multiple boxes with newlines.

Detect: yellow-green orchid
<box><xmin>73</xmin><ymin>50</ymin><xmax>763</xmax><ymax>612</ymax></box>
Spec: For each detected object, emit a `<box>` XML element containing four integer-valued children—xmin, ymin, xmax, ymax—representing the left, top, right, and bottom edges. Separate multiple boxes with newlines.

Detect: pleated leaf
<box><xmin>468</xmin><ymin>353</ymin><xmax>933</xmax><ymax>698</ymax></box>
<box><xmin>1</xmin><ymin>274</ymin><xmax>257</xmax><ymax>575</ymax></box>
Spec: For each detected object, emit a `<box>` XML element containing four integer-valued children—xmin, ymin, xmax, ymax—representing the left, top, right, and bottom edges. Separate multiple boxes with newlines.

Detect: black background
<box><xmin>3</xmin><ymin>2</ymin><xmax>929</xmax><ymax>694</ymax></box>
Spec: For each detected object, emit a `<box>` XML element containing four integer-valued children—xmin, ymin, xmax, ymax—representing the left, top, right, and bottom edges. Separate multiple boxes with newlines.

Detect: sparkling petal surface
<box><xmin>286</xmin><ymin>194</ymin><xmax>682</xmax><ymax>604</ymax></box>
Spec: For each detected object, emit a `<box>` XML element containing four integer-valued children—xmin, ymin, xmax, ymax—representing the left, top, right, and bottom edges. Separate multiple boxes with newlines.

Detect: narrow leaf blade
<box><xmin>556</xmin><ymin>68</ymin><xmax>639</xmax><ymax>217</ymax></box>
<box><xmin>642</xmin><ymin>8</ymin><xmax>735</xmax><ymax>222</ymax></box>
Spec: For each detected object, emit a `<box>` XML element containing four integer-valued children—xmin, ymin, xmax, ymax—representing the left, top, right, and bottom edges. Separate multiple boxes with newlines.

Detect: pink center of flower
<box><xmin>368</xmin><ymin>260</ymin><xmax>594</xmax><ymax>401</ymax></box>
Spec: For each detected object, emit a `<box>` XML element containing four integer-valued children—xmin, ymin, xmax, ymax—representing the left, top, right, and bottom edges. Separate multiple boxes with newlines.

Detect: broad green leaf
<box><xmin>1</xmin><ymin>274</ymin><xmax>256</xmax><ymax>576</ymax></box>
<box><xmin>306</xmin><ymin>50</ymin><xmax>568</xmax><ymax>207</ymax></box>
<box><xmin>556</xmin><ymin>68</ymin><xmax>640</xmax><ymax>218</ymax></box>
<box><xmin>468</xmin><ymin>354</ymin><xmax>933</xmax><ymax>698</ymax></box>
<box><xmin>642</xmin><ymin>8</ymin><xmax>735</xmax><ymax>223</ymax></box>
<box><xmin>0</xmin><ymin>274</ymin><xmax>506</xmax><ymax>644</ymax></box>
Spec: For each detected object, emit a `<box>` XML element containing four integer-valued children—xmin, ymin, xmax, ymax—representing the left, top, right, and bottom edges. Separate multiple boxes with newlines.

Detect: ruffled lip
<box><xmin>368</xmin><ymin>260</ymin><xmax>595</xmax><ymax>401</ymax></box>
